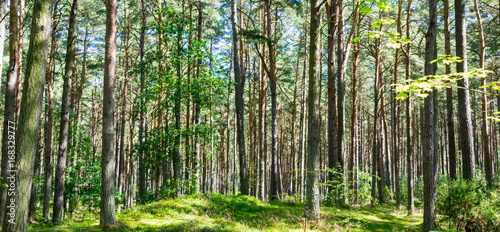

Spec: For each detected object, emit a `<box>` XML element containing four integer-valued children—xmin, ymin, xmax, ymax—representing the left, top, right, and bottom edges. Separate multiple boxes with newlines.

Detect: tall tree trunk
<box><xmin>138</xmin><ymin>0</ymin><xmax>147</xmax><ymax>204</ymax></box>
<box><xmin>0</xmin><ymin>0</ymin><xmax>19</xmax><ymax>224</ymax></box>
<box><xmin>473</xmin><ymin>0</ymin><xmax>492</xmax><ymax>187</ymax></box>
<box><xmin>371</xmin><ymin>23</ymin><xmax>382</xmax><ymax>205</ymax></box>
<box><xmin>101</xmin><ymin>0</ymin><xmax>118</xmax><ymax>228</ymax></box>
<box><xmin>193</xmin><ymin>0</ymin><xmax>203</xmax><ymax>194</ymax></box>
<box><xmin>335</xmin><ymin>0</ymin><xmax>348</xmax><ymax>204</ymax></box>
<box><xmin>405</xmin><ymin>0</ymin><xmax>414</xmax><ymax>216</ymax></box>
<box><xmin>455</xmin><ymin>0</ymin><xmax>475</xmax><ymax>181</ymax></box>
<box><xmin>258</xmin><ymin>13</ymin><xmax>268</xmax><ymax>200</ymax></box>
<box><xmin>305</xmin><ymin>0</ymin><xmax>321</xmax><ymax>220</ymax></box>
<box><xmin>298</xmin><ymin>23</ymin><xmax>308</xmax><ymax>202</ymax></box>
<box><xmin>443</xmin><ymin>0</ymin><xmax>457</xmax><ymax>180</ymax></box>
<box><xmin>326</xmin><ymin>0</ymin><xmax>338</xmax><ymax>198</ymax></box>
<box><xmin>393</xmin><ymin>0</ymin><xmax>402</xmax><ymax>210</ymax></box>
<box><xmin>53</xmin><ymin>0</ymin><xmax>78</xmax><ymax>223</ymax></box>
<box><xmin>173</xmin><ymin>5</ymin><xmax>184</xmax><ymax>196</ymax></box>
<box><xmin>118</xmin><ymin>1</ymin><xmax>130</xmax><ymax>205</ymax></box>
<box><xmin>43</xmin><ymin>0</ymin><xmax>59</xmax><ymax>220</ymax></box>
<box><xmin>231</xmin><ymin>0</ymin><xmax>248</xmax><ymax>195</ymax></box>
<box><xmin>349</xmin><ymin>37</ymin><xmax>360</xmax><ymax>204</ymax></box>
<box><xmin>265</xmin><ymin>0</ymin><xmax>279</xmax><ymax>201</ymax></box>
<box><xmin>422</xmin><ymin>0</ymin><xmax>438</xmax><ymax>230</ymax></box>
<box><xmin>1</xmin><ymin>0</ymin><xmax>52</xmax><ymax>228</ymax></box>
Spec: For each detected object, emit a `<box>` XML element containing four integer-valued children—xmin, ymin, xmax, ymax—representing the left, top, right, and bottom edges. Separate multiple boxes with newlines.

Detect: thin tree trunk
<box><xmin>231</xmin><ymin>0</ymin><xmax>248</xmax><ymax>195</ymax></box>
<box><xmin>53</xmin><ymin>0</ymin><xmax>79</xmax><ymax>223</ymax></box>
<box><xmin>473</xmin><ymin>0</ymin><xmax>492</xmax><ymax>187</ymax></box>
<box><xmin>393</xmin><ymin>0</ymin><xmax>402</xmax><ymax>210</ymax></box>
<box><xmin>264</xmin><ymin>0</ymin><xmax>279</xmax><ymax>201</ymax></box>
<box><xmin>14</xmin><ymin>0</ymin><xmax>24</xmax><ymax>122</ymax></box>
<box><xmin>138</xmin><ymin>0</ymin><xmax>147</xmax><ymax>204</ymax></box>
<box><xmin>443</xmin><ymin>0</ymin><xmax>457</xmax><ymax>180</ymax></box>
<box><xmin>0</xmin><ymin>0</ymin><xmax>19</xmax><ymax>224</ymax></box>
<box><xmin>305</xmin><ymin>0</ymin><xmax>321</xmax><ymax>220</ymax></box>
<box><xmin>326</xmin><ymin>0</ymin><xmax>338</xmax><ymax>198</ymax></box>
<box><xmin>193</xmin><ymin>0</ymin><xmax>203</xmax><ymax>194</ymax></box>
<box><xmin>405</xmin><ymin>0</ymin><xmax>414</xmax><ymax>216</ymax></box>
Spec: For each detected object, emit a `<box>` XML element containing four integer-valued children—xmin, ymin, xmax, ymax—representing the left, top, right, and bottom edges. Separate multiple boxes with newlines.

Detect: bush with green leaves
<box><xmin>435</xmin><ymin>175</ymin><xmax>500</xmax><ymax>231</ymax></box>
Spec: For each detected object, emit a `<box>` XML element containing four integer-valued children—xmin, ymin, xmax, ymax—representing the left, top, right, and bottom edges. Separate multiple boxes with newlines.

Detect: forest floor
<box><xmin>28</xmin><ymin>194</ymin><xmax>423</xmax><ymax>231</ymax></box>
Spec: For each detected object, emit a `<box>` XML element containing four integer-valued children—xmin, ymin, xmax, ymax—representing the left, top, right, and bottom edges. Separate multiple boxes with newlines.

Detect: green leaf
<box><xmin>371</xmin><ymin>21</ymin><xmax>381</xmax><ymax>28</ymax></box>
<box><xmin>360</xmin><ymin>6</ymin><xmax>372</xmax><ymax>14</ymax></box>
<box><xmin>395</xmin><ymin>92</ymin><xmax>408</xmax><ymax>100</ymax></box>
<box><xmin>351</xmin><ymin>37</ymin><xmax>361</xmax><ymax>43</ymax></box>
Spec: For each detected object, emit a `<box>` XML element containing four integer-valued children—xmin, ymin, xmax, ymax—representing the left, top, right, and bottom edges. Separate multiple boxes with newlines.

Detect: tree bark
<box><xmin>53</xmin><ymin>0</ymin><xmax>79</xmax><ymax>223</ymax></box>
<box><xmin>327</xmin><ymin>0</ymin><xmax>338</xmax><ymax>198</ymax></box>
<box><xmin>264</xmin><ymin>0</ymin><xmax>279</xmax><ymax>201</ymax></box>
<box><xmin>231</xmin><ymin>0</ymin><xmax>248</xmax><ymax>195</ymax></box>
<box><xmin>404</xmin><ymin>0</ymin><xmax>414</xmax><ymax>216</ymax></box>
<box><xmin>305</xmin><ymin>0</ymin><xmax>321</xmax><ymax>220</ymax></box>
<box><xmin>393</xmin><ymin>0</ymin><xmax>402</xmax><ymax>211</ymax></box>
<box><xmin>43</xmin><ymin>0</ymin><xmax>59</xmax><ymax>220</ymax></box>
<box><xmin>422</xmin><ymin>0</ymin><xmax>438</xmax><ymax>230</ymax></box>
<box><xmin>1</xmin><ymin>0</ymin><xmax>52</xmax><ymax>228</ymax></box>
<box><xmin>138</xmin><ymin>0</ymin><xmax>147</xmax><ymax>204</ymax></box>
<box><xmin>100</xmin><ymin>0</ymin><xmax>118</xmax><ymax>228</ymax></box>
<box><xmin>473</xmin><ymin>0</ymin><xmax>492</xmax><ymax>187</ymax></box>
<box><xmin>443</xmin><ymin>0</ymin><xmax>457</xmax><ymax>180</ymax></box>
<box><xmin>455</xmin><ymin>0</ymin><xmax>475</xmax><ymax>181</ymax></box>
<box><xmin>0</xmin><ymin>0</ymin><xmax>19</xmax><ymax>224</ymax></box>
<box><xmin>28</xmin><ymin>133</ymin><xmax>42</xmax><ymax>222</ymax></box>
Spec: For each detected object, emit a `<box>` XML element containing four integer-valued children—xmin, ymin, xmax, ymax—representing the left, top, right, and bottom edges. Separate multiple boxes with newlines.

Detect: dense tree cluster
<box><xmin>0</xmin><ymin>0</ymin><xmax>498</xmax><ymax>231</ymax></box>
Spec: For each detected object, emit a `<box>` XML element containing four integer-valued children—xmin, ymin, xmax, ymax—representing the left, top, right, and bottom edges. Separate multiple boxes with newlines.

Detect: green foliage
<box><xmin>356</xmin><ymin>170</ymin><xmax>375</xmax><ymax>205</ymax></box>
<box><xmin>322</xmin><ymin>167</ymin><xmax>376</xmax><ymax>206</ymax></box>
<box><xmin>435</xmin><ymin>176</ymin><xmax>500</xmax><ymax>231</ymax></box>
<box><xmin>395</xmin><ymin>55</ymin><xmax>496</xmax><ymax>100</ymax></box>
<box><xmin>383</xmin><ymin>186</ymin><xmax>394</xmax><ymax>203</ymax></box>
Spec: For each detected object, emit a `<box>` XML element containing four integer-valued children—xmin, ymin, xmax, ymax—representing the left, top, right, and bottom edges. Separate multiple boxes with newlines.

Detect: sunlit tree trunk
<box><xmin>100</xmin><ymin>0</ymin><xmax>118</xmax><ymax>228</ymax></box>
<box><xmin>455</xmin><ymin>0</ymin><xmax>475</xmax><ymax>181</ymax></box>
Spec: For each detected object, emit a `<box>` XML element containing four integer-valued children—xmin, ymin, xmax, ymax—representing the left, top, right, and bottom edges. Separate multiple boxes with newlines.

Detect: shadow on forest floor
<box><xmin>28</xmin><ymin>194</ymin><xmax>423</xmax><ymax>231</ymax></box>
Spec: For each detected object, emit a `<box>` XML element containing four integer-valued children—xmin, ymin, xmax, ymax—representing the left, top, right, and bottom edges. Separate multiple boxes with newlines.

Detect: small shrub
<box><xmin>435</xmin><ymin>176</ymin><xmax>500</xmax><ymax>231</ymax></box>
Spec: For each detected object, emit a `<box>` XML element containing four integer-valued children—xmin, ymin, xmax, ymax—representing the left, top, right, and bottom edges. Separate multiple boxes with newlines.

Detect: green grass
<box><xmin>28</xmin><ymin>194</ymin><xmax>423</xmax><ymax>231</ymax></box>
